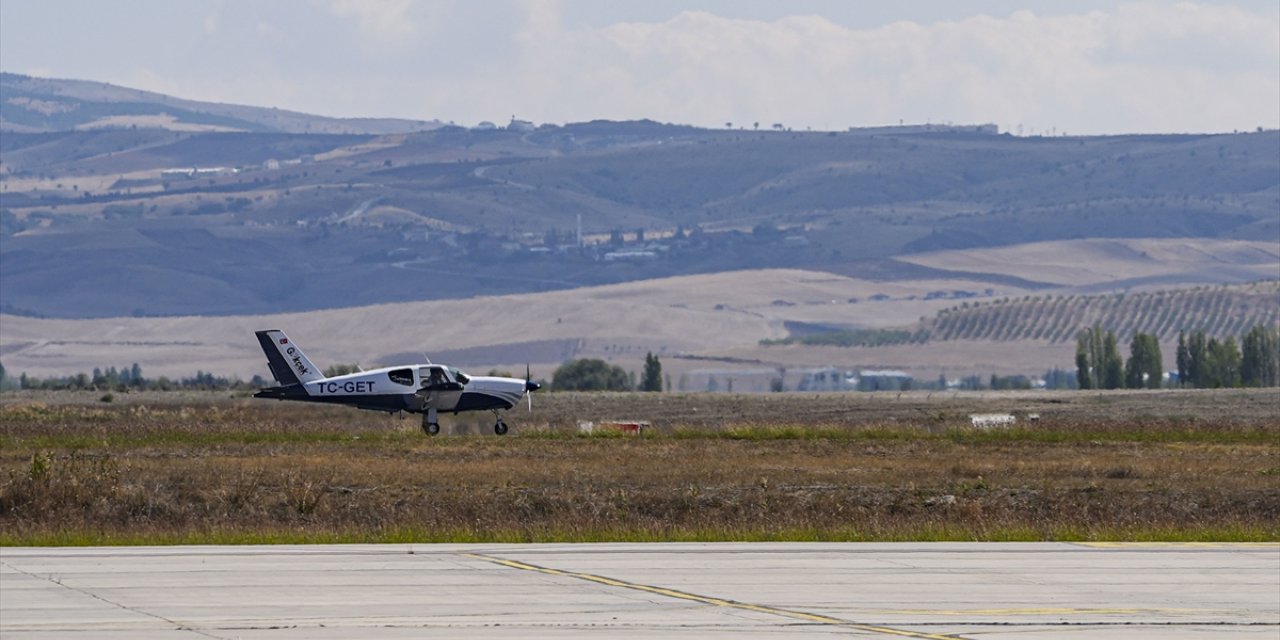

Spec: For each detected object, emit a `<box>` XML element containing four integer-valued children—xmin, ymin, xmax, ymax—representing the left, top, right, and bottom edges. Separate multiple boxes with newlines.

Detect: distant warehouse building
<box><xmin>794</xmin><ymin>368</ymin><xmax>914</xmax><ymax>392</ymax></box>
<box><xmin>850</xmin><ymin>369</ymin><xmax>914</xmax><ymax>391</ymax></box>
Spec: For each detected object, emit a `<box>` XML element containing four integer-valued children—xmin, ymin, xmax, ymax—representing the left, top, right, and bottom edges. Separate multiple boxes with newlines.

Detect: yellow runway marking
<box><xmin>1074</xmin><ymin>542</ymin><xmax>1279</xmax><ymax>549</ymax></box>
<box><xmin>466</xmin><ymin>552</ymin><xmax>963</xmax><ymax>639</ymax></box>
<box><xmin>879</xmin><ymin>607</ymin><xmax>1204</xmax><ymax>616</ymax></box>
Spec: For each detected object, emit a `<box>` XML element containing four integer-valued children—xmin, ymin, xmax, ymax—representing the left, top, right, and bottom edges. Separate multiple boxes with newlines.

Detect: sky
<box><xmin>1</xmin><ymin>0</ymin><xmax>1277</xmax><ymax>135</ymax></box>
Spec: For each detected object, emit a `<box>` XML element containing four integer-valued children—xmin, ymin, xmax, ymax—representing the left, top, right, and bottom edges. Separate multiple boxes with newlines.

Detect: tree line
<box><xmin>1176</xmin><ymin>326</ymin><xmax>1279</xmax><ymax>388</ymax></box>
<box><xmin>4</xmin><ymin>325</ymin><xmax>1276</xmax><ymax>396</ymax></box>
<box><xmin>549</xmin><ymin>353</ymin><xmax>664</xmax><ymax>392</ymax></box>
<box><xmin>0</xmin><ymin>361</ymin><xmax>267</xmax><ymax>392</ymax></box>
<box><xmin>1076</xmin><ymin>324</ymin><xmax>1278</xmax><ymax>389</ymax></box>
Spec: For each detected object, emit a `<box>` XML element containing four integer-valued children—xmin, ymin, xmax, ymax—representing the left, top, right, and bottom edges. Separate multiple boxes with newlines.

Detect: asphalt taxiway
<box><xmin>2</xmin><ymin>542</ymin><xmax>1277</xmax><ymax>639</ymax></box>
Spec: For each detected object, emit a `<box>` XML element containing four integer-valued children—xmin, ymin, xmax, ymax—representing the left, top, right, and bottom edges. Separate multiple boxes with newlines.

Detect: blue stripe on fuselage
<box><xmin>453</xmin><ymin>390</ymin><xmax>517</xmax><ymax>412</ymax></box>
<box><xmin>253</xmin><ymin>388</ymin><xmax>517</xmax><ymax>414</ymax></box>
<box><xmin>254</xmin><ymin>387</ymin><xmax>414</xmax><ymax>413</ymax></box>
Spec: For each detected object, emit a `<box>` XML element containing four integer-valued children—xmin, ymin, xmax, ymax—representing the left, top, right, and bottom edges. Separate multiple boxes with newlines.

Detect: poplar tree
<box><xmin>1241</xmin><ymin>325</ymin><xmax>1279</xmax><ymax>387</ymax></box>
<box><xmin>1101</xmin><ymin>331</ymin><xmax>1124</xmax><ymax>390</ymax></box>
<box><xmin>640</xmin><ymin>352</ymin><xmax>663</xmax><ymax>392</ymax></box>
<box><xmin>1176</xmin><ymin>331</ymin><xmax>1189</xmax><ymax>387</ymax></box>
<box><xmin>1075</xmin><ymin>331</ymin><xmax>1093</xmax><ymax>389</ymax></box>
<box><xmin>1186</xmin><ymin>331</ymin><xmax>1208</xmax><ymax>388</ymax></box>
<box><xmin>1125</xmin><ymin>332</ymin><xmax>1163</xmax><ymax>389</ymax></box>
<box><xmin>1206</xmin><ymin>336</ymin><xmax>1241</xmax><ymax>388</ymax></box>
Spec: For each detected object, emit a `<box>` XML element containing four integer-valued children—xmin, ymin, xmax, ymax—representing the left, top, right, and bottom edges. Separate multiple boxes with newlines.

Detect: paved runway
<box><xmin>2</xmin><ymin>542</ymin><xmax>1277</xmax><ymax>639</ymax></box>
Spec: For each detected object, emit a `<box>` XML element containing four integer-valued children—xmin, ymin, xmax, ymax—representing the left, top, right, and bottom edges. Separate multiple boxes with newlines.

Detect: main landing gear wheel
<box><xmin>421</xmin><ymin>408</ymin><xmax>440</xmax><ymax>436</ymax></box>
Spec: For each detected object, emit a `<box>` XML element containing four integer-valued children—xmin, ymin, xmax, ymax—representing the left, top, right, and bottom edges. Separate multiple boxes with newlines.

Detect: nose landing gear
<box><xmin>492</xmin><ymin>410</ymin><xmax>509</xmax><ymax>436</ymax></box>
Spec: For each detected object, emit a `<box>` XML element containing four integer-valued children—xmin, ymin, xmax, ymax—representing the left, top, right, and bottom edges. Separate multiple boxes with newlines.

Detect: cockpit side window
<box><xmin>424</xmin><ymin>367</ymin><xmax>447</xmax><ymax>387</ymax></box>
<box><xmin>449</xmin><ymin>368</ymin><xmax>470</xmax><ymax>385</ymax></box>
<box><xmin>387</xmin><ymin>368</ymin><xmax>413</xmax><ymax>386</ymax></box>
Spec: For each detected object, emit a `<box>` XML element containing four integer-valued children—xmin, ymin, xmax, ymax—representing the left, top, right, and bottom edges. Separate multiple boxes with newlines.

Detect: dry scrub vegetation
<box><xmin>1</xmin><ymin>389</ymin><xmax>1277</xmax><ymax>545</ymax></box>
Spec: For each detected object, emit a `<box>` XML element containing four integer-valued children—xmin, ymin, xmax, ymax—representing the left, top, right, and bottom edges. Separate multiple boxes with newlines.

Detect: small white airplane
<box><xmin>252</xmin><ymin>329</ymin><xmax>540</xmax><ymax>435</ymax></box>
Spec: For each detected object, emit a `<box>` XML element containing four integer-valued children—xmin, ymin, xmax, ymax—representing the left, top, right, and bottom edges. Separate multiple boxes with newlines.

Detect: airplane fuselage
<box><xmin>256</xmin><ymin>368</ymin><xmax>529</xmax><ymax>414</ymax></box>
<box><xmin>251</xmin><ymin>329</ymin><xmax>539</xmax><ymax>435</ymax></box>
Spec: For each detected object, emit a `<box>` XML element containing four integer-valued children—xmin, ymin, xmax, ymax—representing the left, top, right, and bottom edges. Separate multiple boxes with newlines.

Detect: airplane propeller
<box><xmin>524</xmin><ymin>363</ymin><xmax>541</xmax><ymax>411</ymax></box>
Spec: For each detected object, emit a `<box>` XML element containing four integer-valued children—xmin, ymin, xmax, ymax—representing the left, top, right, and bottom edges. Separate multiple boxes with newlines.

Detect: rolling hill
<box><xmin>1</xmin><ymin>76</ymin><xmax>1277</xmax><ymax>319</ymax></box>
<box><xmin>742</xmin><ymin>279</ymin><xmax>1280</xmax><ymax>382</ymax></box>
<box><xmin>765</xmin><ymin>280</ymin><xmax>1280</xmax><ymax>347</ymax></box>
<box><xmin>921</xmin><ymin>281</ymin><xmax>1280</xmax><ymax>345</ymax></box>
<box><xmin>2</xmin><ymin>264</ymin><xmax>1277</xmax><ymax>383</ymax></box>
<box><xmin>0</xmin><ymin>72</ymin><xmax>442</xmax><ymax>134</ymax></box>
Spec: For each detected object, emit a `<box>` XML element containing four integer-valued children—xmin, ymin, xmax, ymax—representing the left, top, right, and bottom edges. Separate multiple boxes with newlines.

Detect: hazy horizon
<box><xmin>2</xmin><ymin>1</ymin><xmax>1278</xmax><ymax>136</ymax></box>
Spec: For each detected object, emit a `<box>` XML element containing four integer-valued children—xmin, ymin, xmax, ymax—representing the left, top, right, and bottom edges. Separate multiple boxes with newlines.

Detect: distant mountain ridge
<box><xmin>0</xmin><ymin>72</ymin><xmax>443</xmax><ymax>134</ymax></box>
<box><xmin>0</xmin><ymin>74</ymin><xmax>1277</xmax><ymax>319</ymax></box>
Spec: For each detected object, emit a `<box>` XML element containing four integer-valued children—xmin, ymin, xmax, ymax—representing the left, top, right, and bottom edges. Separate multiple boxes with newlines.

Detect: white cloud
<box><xmin>18</xmin><ymin>1</ymin><xmax>1272</xmax><ymax>134</ymax></box>
<box><xmin>516</xmin><ymin>0</ymin><xmax>562</xmax><ymax>44</ymax></box>
<box><xmin>447</xmin><ymin>2</ymin><xmax>1279</xmax><ymax>134</ymax></box>
<box><xmin>326</xmin><ymin>0</ymin><xmax>418</xmax><ymax>43</ymax></box>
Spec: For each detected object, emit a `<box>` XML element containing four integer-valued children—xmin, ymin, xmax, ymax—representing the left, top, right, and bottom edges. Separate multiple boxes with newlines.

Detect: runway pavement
<box><xmin>2</xmin><ymin>542</ymin><xmax>1277</xmax><ymax>639</ymax></box>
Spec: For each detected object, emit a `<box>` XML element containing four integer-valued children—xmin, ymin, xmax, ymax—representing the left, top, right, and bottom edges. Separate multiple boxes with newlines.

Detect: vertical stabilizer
<box><xmin>255</xmin><ymin>330</ymin><xmax>324</xmax><ymax>385</ymax></box>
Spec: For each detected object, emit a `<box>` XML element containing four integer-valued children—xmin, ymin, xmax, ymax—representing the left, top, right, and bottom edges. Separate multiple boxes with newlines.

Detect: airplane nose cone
<box><xmin>525</xmin><ymin>380</ymin><xmax>542</xmax><ymax>392</ymax></box>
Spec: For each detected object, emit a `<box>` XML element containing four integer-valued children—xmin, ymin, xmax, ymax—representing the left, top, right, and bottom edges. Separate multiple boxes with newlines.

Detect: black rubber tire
<box><xmin>424</xmin><ymin>422</ymin><xmax>440</xmax><ymax>436</ymax></box>
<box><xmin>494</xmin><ymin>421</ymin><xmax>509</xmax><ymax>436</ymax></box>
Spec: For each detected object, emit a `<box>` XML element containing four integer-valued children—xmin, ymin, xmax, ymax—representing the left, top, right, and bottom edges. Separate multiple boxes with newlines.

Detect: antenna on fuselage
<box><xmin>423</xmin><ymin>353</ymin><xmax>432</xmax><ymax>365</ymax></box>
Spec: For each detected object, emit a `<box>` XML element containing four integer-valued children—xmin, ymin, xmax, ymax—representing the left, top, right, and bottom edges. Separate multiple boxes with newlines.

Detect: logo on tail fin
<box><xmin>286</xmin><ymin>347</ymin><xmax>310</xmax><ymax>376</ymax></box>
<box><xmin>255</xmin><ymin>329</ymin><xmax>323</xmax><ymax>387</ymax></box>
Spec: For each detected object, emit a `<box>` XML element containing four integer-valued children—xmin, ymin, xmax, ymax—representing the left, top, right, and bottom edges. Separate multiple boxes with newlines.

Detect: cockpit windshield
<box><xmin>449</xmin><ymin>368</ymin><xmax>470</xmax><ymax>385</ymax></box>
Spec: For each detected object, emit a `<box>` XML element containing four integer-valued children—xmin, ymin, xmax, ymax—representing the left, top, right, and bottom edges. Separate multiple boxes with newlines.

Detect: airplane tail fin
<box><xmin>255</xmin><ymin>330</ymin><xmax>323</xmax><ymax>386</ymax></box>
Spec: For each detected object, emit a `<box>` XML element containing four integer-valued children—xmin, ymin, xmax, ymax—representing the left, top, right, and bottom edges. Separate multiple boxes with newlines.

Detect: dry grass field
<box><xmin>899</xmin><ymin>238</ymin><xmax>1280</xmax><ymax>289</ymax></box>
<box><xmin>0</xmin><ymin>268</ymin><xmax>1011</xmax><ymax>380</ymax></box>
<box><xmin>6</xmin><ymin>248</ymin><xmax>1278</xmax><ymax>384</ymax></box>
<box><xmin>1</xmin><ymin>389</ymin><xmax>1276</xmax><ymax>545</ymax></box>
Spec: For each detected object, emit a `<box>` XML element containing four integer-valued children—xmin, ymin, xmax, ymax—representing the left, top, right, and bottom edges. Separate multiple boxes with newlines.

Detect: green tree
<box><xmin>1241</xmin><ymin>325</ymin><xmax>1280</xmax><ymax>387</ymax></box>
<box><xmin>1075</xmin><ymin>336</ymin><xmax>1092</xmax><ymax>389</ymax></box>
<box><xmin>1101</xmin><ymin>331</ymin><xmax>1124</xmax><ymax>389</ymax></box>
<box><xmin>1176</xmin><ymin>331</ymin><xmax>1189</xmax><ymax>387</ymax></box>
<box><xmin>1142</xmin><ymin>333</ymin><xmax>1163</xmax><ymax>389</ymax></box>
<box><xmin>1076</xmin><ymin>324</ymin><xmax>1121</xmax><ymax>389</ymax></box>
<box><xmin>1205</xmin><ymin>336</ymin><xmax>1241</xmax><ymax>388</ymax></box>
<box><xmin>1044</xmin><ymin>367</ymin><xmax>1077</xmax><ymax>390</ymax></box>
<box><xmin>640</xmin><ymin>352</ymin><xmax>663</xmax><ymax>392</ymax></box>
<box><xmin>1125</xmin><ymin>332</ymin><xmax>1163</xmax><ymax>389</ymax></box>
<box><xmin>1186</xmin><ymin>331</ymin><xmax>1208</xmax><ymax>388</ymax></box>
<box><xmin>551</xmin><ymin>359</ymin><xmax>631</xmax><ymax>391</ymax></box>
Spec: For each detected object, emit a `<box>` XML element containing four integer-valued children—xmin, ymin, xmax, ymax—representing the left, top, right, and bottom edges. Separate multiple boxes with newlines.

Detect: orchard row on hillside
<box><xmin>767</xmin><ymin>281</ymin><xmax>1279</xmax><ymax>348</ymax></box>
